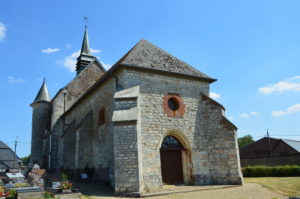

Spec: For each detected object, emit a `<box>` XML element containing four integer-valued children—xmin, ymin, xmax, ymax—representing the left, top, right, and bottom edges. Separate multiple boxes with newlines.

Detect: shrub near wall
<box><xmin>242</xmin><ymin>165</ymin><xmax>300</xmax><ymax>177</ymax></box>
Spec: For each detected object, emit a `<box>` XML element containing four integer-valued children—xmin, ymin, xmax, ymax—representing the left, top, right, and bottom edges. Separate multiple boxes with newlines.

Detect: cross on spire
<box><xmin>84</xmin><ymin>16</ymin><xmax>88</xmax><ymax>27</ymax></box>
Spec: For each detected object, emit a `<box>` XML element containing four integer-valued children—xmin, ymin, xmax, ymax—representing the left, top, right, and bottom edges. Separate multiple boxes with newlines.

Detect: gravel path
<box><xmin>78</xmin><ymin>183</ymin><xmax>285</xmax><ymax>199</ymax></box>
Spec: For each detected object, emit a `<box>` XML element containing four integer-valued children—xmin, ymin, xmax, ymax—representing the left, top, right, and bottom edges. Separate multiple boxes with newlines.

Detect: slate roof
<box><xmin>63</xmin><ymin>39</ymin><xmax>216</xmax><ymax>115</ymax></box>
<box><xmin>282</xmin><ymin>139</ymin><xmax>300</xmax><ymax>152</ymax></box>
<box><xmin>33</xmin><ymin>79</ymin><xmax>51</xmax><ymax>103</ymax></box>
<box><xmin>80</xmin><ymin>26</ymin><xmax>91</xmax><ymax>55</ymax></box>
<box><xmin>0</xmin><ymin>140</ymin><xmax>20</xmax><ymax>169</ymax></box>
<box><xmin>118</xmin><ymin>40</ymin><xmax>216</xmax><ymax>82</ymax></box>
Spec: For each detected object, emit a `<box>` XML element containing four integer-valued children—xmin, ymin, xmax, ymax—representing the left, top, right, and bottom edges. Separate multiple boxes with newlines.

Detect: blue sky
<box><xmin>1</xmin><ymin>0</ymin><xmax>300</xmax><ymax>157</ymax></box>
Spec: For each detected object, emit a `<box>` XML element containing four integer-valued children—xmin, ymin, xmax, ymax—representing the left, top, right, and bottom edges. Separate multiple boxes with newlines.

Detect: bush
<box><xmin>61</xmin><ymin>172</ymin><xmax>68</xmax><ymax>181</ymax></box>
<box><xmin>242</xmin><ymin>165</ymin><xmax>300</xmax><ymax>177</ymax></box>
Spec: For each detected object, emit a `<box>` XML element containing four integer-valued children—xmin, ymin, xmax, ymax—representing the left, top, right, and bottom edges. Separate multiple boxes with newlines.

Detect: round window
<box><xmin>168</xmin><ymin>97</ymin><xmax>179</xmax><ymax>111</ymax></box>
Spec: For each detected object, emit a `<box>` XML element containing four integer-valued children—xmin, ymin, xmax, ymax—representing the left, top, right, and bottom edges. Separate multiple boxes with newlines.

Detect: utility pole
<box><xmin>267</xmin><ymin>129</ymin><xmax>272</xmax><ymax>156</ymax></box>
<box><xmin>13</xmin><ymin>136</ymin><xmax>18</xmax><ymax>170</ymax></box>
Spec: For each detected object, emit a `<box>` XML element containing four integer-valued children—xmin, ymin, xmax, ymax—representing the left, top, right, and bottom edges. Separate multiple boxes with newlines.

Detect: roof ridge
<box><xmin>117</xmin><ymin>39</ymin><xmax>215</xmax><ymax>81</ymax></box>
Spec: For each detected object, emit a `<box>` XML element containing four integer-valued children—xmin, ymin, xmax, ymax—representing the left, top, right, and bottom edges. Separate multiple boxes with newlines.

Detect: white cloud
<box><xmin>62</xmin><ymin>48</ymin><xmax>101</xmax><ymax>72</ymax></box>
<box><xmin>239</xmin><ymin>112</ymin><xmax>260</xmax><ymax>118</ymax></box>
<box><xmin>209</xmin><ymin>92</ymin><xmax>221</xmax><ymax>99</ymax></box>
<box><xmin>228</xmin><ymin>116</ymin><xmax>234</xmax><ymax>120</ymax></box>
<box><xmin>258</xmin><ymin>76</ymin><xmax>300</xmax><ymax>94</ymax></box>
<box><xmin>41</xmin><ymin>48</ymin><xmax>60</xmax><ymax>54</ymax></box>
<box><xmin>239</xmin><ymin>113</ymin><xmax>250</xmax><ymax>118</ymax></box>
<box><xmin>63</xmin><ymin>50</ymin><xmax>80</xmax><ymax>72</ymax></box>
<box><xmin>99</xmin><ymin>60</ymin><xmax>111</xmax><ymax>70</ymax></box>
<box><xmin>0</xmin><ymin>22</ymin><xmax>6</xmax><ymax>41</ymax></box>
<box><xmin>250</xmin><ymin>111</ymin><xmax>259</xmax><ymax>116</ymax></box>
<box><xmin>272</xmin><ymin>104</ymin><xmax>300</xmax><ymax>117</ymax></box>
<box><xmin>91</xmin><ymin>49</ymin><xmax>101</xmax><ymax>54</ymax></box>
<box><xmin>8</xmin><ymin>76</ymin><xmax>25</xmax><ymax>83</ymax></box>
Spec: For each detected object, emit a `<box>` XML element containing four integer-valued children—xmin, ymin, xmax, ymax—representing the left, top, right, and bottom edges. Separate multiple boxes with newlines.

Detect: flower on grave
<box><xmin>0</xmin><ymin>186</ymin><xmax>5</xmax><ymax>197</ymax></box>
<box><xmin>60</xmin><ymin>182</ymin><xmax>72</xmax><ymax>190</ymax></box>
<box><xmin>6</xmin><ymin>189</ymin><xmax>17</xmax><ymax>198</ymax></box>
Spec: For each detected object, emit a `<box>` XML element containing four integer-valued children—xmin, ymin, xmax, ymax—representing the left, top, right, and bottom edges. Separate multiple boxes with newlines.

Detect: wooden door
<box><xmin>160</xmin><ymin>149</ymin><xmax>183</xmax><ymax>184</ymax></box>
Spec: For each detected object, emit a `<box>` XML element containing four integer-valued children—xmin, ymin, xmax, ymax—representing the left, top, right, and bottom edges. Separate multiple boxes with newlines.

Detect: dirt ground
<box><xmin>76</xmin><ymin>182</ymin><xmax>285</xmax><ymax>199</ymax></box>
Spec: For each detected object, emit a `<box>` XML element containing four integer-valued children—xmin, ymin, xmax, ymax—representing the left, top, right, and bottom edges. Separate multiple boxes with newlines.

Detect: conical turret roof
<box><xmin>80</xmin><ymin>26</ymin><xmax>91</xmax><ymax>55</ymax></box>
<box><xmin>33</xmin><ymin>79</ymin><xmax>51</xmax><ymax>103</ymax></box>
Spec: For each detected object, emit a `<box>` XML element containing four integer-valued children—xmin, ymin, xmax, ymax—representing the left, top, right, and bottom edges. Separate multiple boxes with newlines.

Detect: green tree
<box><xmin>238</xmin><ymin>135</ymin><xmax>255</xmax><ymax>148</ymax></box>
<box><xmin>21</xmin><ymin>155</ymin><xmax>30</xmax><ymax>166</ymax></box>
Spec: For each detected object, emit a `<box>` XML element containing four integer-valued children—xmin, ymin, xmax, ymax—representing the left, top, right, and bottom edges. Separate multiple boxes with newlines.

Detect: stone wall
<box><xmin>59</xmin><ymin>77</ymin><xmax>116</xmax><ymax>183</ymax></box>
<box><xmin>117</xmin><ymin>68</ymin><xmax>210</xmax><ymax>191</ymax></box>
<box><xmin>31</xmin><ymin>102</ymin><xmax>51</xmax><ymax>166</ymax></box>
<box><xmin>48</xmin><ymin>65</ymin><xmax>242</xmax><ymax>193</ymax></box>
<box><xmin>200</xmin><ymin>96</ymin><xmax>243</xmax><ymax>184</ymax></box>
<box><xmin>48</xmin><ymin>61</ymin><xmax>104</xmax><ymax>171</ymax></box>
<box><xmin>113</xmin><ymin>123</ymin><xmax>140</xmax><ymax>193</ymax></box>
<box><xmin>241</xmin><ymin>154</ymin><xmax>300</xmax><ymax>167</ymax></box>
<box><xmin>112</xmin><ymin>85</ymin><xmax>142</xmax><ymax>193</ymax></box>
<box><xmin>117</xmin><ymin>67</ymin><xmax>242</xmax><ymax>192</ymax></box>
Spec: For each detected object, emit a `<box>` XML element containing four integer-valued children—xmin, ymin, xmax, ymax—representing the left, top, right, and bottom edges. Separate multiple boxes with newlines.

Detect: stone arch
<box><xmin>160</xmin><ymin>129</ymin><xmax>191</xmax><ymax>150</ymax></box>
<box><xmin>159</xmin><ymin>129</ymin><xmax>192</xmax><ymax>185</ymax></box>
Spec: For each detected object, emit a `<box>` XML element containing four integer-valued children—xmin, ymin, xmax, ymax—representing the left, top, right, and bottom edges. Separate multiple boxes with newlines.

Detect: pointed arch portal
<box><xmin>160</xmin><ymin>135</ymin><xmax>184</xmax><ymax>184</ymax></box>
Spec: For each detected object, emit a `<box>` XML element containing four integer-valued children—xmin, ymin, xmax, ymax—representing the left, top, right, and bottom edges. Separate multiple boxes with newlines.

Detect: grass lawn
<box><xmin>245</xmin><ymin>177</ymin><xmax>300</xmax><ymax>196</ymax></box>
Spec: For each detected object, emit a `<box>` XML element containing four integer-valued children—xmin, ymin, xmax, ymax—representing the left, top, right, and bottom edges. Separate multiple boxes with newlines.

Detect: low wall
<box><xmin>18</xmin><ymin>191</ymin><xmax>45</xmax><ymax>199</ymax></box>
<box><xmin>241</xmin><ymin>154</ymin><xmax>300</xmax><ymax>167</ymax></box>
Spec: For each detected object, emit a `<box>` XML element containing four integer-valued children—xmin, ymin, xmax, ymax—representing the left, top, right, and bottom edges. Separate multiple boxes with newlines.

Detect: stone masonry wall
<box><xmin>117</xmin><ymin>67</ymin><xmax>242</xmax><ymax>192</ymax></box>
<box><xmin>200</xmin><ymin>96</ymin><xmax>243</xmax><ymax>184</ymax></box>
<box><xmin>31</xmin><ymin>102</ymin><xmax>51</xmax><ymax>166</ymax></box>
<box><xmin>113</xmin><ymin>123</ymin><xmax>140</xmax><ymax>193</ymax></box>
<box><xmin>59</xmin><ymin>77</ymin><xmax>116</xmax><ymax>183</ymax></box>
<box><xmin>117</xmin><ymin>68</ymin><xmax>210</xmax><ymax>191</ymax></box>
<box><xmin>112</xmin><ymin>85</ymin><xmax>141</xmax><ymax>193</ymax></box>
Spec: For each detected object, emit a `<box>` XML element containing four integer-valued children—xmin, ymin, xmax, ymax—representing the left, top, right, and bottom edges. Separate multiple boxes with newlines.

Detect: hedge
<box><xmin>242</xmin><ymin>165</ymin><xmax>300</xmax><ymax>177</ymax></box>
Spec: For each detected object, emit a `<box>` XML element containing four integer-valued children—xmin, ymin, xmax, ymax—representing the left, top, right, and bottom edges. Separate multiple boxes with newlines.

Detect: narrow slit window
<box><xmin>98</xmin><ymin>108</ymin><xmax>105</xmax><ymax>126</ymax></box>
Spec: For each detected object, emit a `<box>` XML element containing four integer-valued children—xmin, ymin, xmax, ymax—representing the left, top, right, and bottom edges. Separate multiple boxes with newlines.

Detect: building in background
<box><xmin>0</xmin><ymin>140</ymin><xmax>21</xmax><ymax>172</ymax></box>
<box><xmin>240</xmin><ymin>137</ymin><xmax>300</xmax><ymax>167</ymax></box>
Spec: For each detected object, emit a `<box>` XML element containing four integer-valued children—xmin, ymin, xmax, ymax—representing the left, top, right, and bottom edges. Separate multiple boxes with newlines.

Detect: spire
<box><xmin>76</xmin><ymin>26</ymin><xmax>95</xmax><ymax>75</ymax></box>
<box><xmin>80</xmin><ymin>26</ymin><xmax>91</xmax><ymax>55</ymax></box>
<box><xmin>33</xmin><ymin>79</ymin><xmax>51</xmax><ymax>103</ymax></box>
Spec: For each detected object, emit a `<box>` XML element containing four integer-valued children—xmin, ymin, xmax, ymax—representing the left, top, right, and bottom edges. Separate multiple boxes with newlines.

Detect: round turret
<box><xmin>30</xmin><ymin>79</ymin><xmax>51</xmax><ymax>167</ymax></box>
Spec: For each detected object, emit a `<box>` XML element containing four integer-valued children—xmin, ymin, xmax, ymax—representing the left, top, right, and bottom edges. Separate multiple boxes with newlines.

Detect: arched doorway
<box><xmin>160</xmin><ymin>135</ymin><xmax>184</xmax><ymax>184</ymax></box>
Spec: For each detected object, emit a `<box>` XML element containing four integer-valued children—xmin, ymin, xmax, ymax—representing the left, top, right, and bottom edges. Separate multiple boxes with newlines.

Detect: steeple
<box><xmin>80</xmin><ymin>26</ymin><xmax>91</xmax><ymax>55</ymax></box>
<box><xmin>33</xmin><ymin>79</ymin><xmax>51</xmax><ymax>103</ymax></box>
<box><xmin>76</xmin><ymin>26</ymin><xmax>95</xmax><ymax>75</ymax></box>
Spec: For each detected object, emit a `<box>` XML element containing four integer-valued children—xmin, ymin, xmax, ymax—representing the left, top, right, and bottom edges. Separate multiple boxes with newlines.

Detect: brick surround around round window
<box><xmin>163</xmin><ymin>94</ymin><xmax>185</xmax><ymax>117</ymax></box>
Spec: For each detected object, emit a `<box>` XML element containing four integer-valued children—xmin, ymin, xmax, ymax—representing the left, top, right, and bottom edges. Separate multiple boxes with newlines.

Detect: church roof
<box><xmin>63</xmin><ymin>40</ymin><xmax>216</xmax><ymax>115</ymax></box>
<box><xmin>33</xmin><ymin>79</ymin><xmax>51</xmax><ymax>103</ymax></box>
<box><xmin>117</xmin><ymin>40</ymin><xmax>215</xmax><ymax>82</ymax></box>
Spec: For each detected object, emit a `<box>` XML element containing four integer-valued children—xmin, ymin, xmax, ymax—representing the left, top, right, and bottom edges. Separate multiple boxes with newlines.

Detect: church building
<box><xmin>30</xmin><ymin>27</ymin><xmax>243</xmax><ymax>194</ymax></box>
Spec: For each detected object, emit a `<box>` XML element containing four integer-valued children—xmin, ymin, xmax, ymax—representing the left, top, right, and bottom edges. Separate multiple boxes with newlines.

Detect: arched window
<box><xmin>161</xmin><ymin>136</ymin><xmax>184</xmax><ymax>149</ymax></box>
<box><xmin>98</xmin><ymin>108</ymin><xmax>105</xmax><ymax>126</ymax></box>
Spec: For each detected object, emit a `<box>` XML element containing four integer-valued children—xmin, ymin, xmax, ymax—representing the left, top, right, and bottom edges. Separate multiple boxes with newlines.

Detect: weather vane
<box><xmin>84</xmin><ymin>16</ymin><xmax>88</xmax><ymax>27</ymax></box>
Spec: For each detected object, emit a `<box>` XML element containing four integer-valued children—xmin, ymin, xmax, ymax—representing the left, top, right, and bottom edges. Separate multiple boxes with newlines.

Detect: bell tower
<box><xmin>76</xmin><ymin>26</ymin><xmax>95</xmax><ymax>75</ymax></box>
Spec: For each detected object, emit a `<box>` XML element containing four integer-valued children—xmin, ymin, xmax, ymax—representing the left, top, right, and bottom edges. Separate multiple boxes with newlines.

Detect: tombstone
<box><xmin>28</xmin><ymin>164</ymin><xmax>45</xmax><ymax>188</ymax></box>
